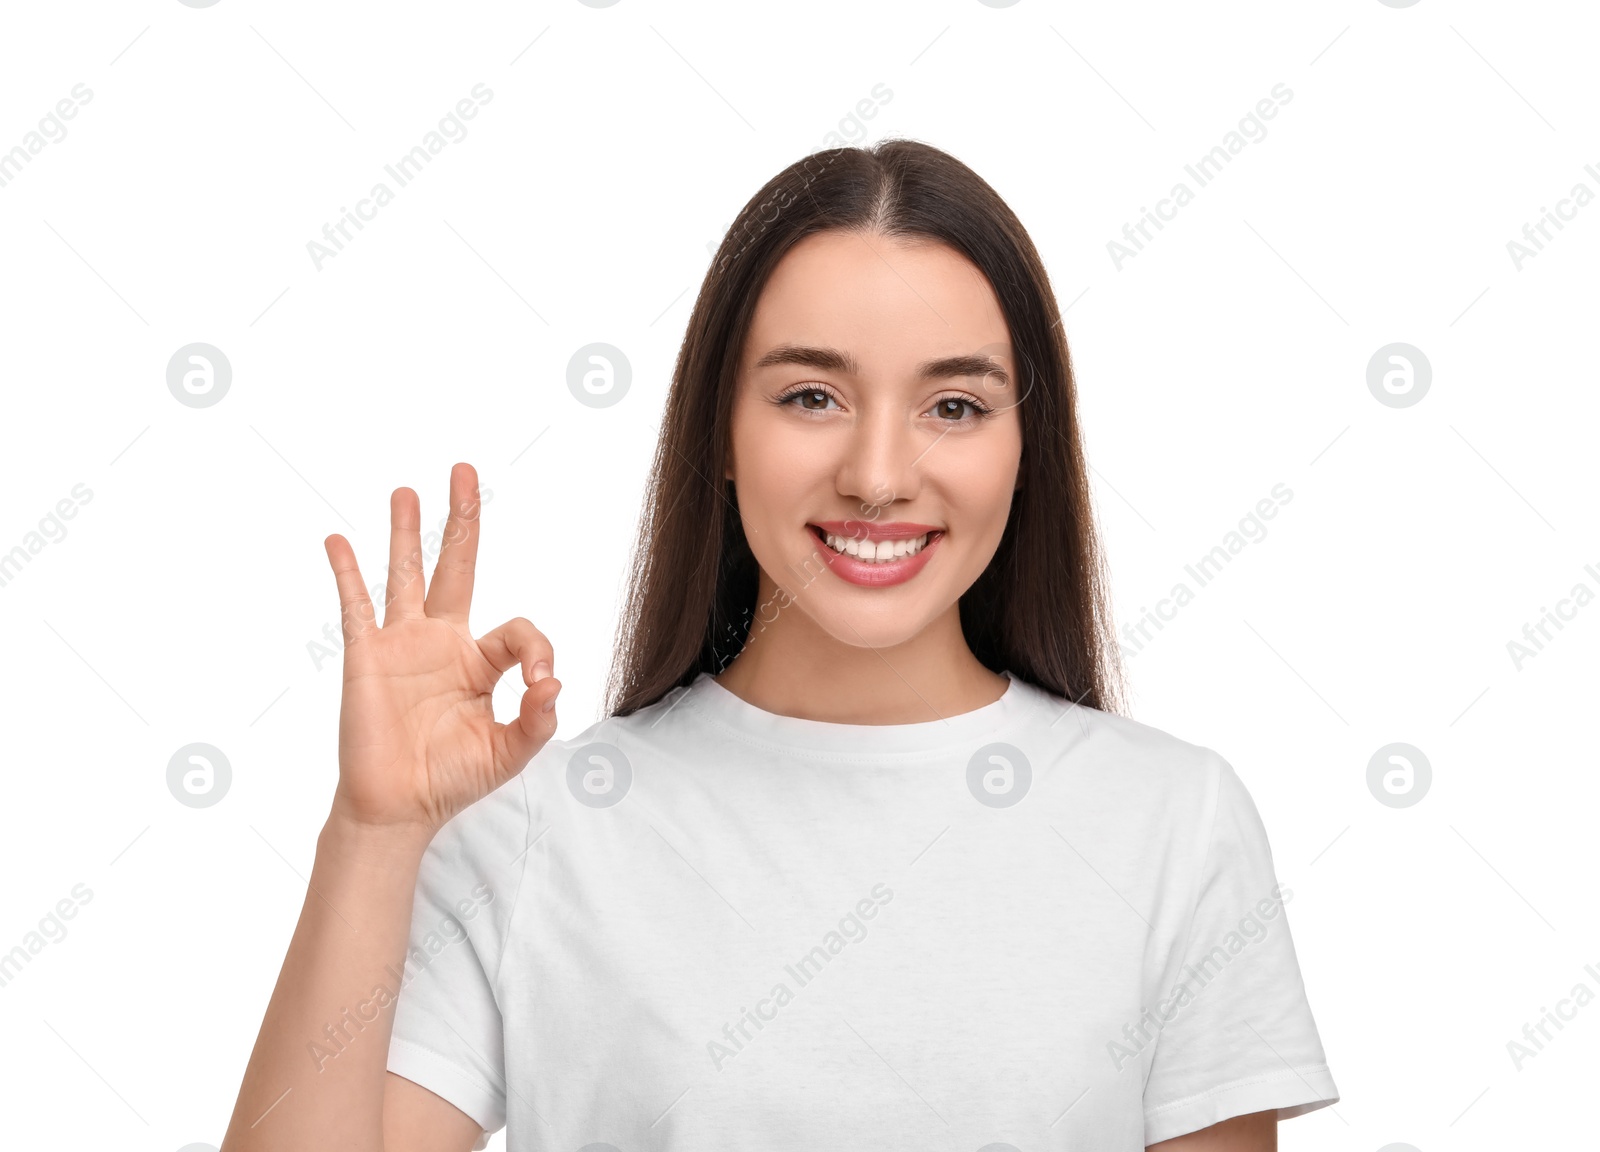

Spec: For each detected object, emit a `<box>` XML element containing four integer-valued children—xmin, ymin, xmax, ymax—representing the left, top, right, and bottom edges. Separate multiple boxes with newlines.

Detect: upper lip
<box><xmin>809</xmin><ymin>520</ymin><xmax>942</xmax><ymax>542</ymax></box>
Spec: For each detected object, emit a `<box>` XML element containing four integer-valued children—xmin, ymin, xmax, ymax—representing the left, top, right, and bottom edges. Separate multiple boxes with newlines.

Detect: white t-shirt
<box><xmin>387</xmin><ymin>669</ymin><xmax>1338</xmax><ymax>1150</ymax></box>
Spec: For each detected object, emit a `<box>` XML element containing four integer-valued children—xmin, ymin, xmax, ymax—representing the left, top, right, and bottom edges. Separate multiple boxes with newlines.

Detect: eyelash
<box><xmin>773</xmin><ymin>384</ymin><xmax>995</xmax><ymax>422</ymax></box>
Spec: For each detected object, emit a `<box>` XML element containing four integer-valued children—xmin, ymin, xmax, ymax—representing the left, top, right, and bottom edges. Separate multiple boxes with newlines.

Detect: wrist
<box><xmin>318</xmin><ymin>807</ymin><xmax>435</xmax><ymax>868</ymax></box>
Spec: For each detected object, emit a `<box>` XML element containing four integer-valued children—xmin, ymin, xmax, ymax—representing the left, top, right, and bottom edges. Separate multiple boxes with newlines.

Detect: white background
<box><xmin>0</xmin><ymin>0</ymin><xmax>1594</xmax><ymax>1148</ymax></box>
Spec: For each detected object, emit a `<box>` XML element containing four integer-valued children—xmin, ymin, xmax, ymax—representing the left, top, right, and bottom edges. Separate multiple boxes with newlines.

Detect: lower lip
<box><xmin>808</xmin><ymin>526</ymin><xmax>942</xmax><ymax>587</ymax></box>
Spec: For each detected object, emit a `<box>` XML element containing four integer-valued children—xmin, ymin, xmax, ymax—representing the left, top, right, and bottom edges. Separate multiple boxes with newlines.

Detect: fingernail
<box><xmin>532</xmin><ymin>661</ymin><xmax>552</xmax><ymax>682</ymax></box>
<box><xmin>541</xmin><ymin>684</ymin><xmax>559</xmax><ymax>712</ymax></box>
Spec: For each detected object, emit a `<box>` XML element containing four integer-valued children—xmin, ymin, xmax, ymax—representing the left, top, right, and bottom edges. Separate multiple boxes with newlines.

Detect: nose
<box><xmin>833</xmin><ymin>405</ymin><xmax>924</xmax><ymax>513</ymax></box>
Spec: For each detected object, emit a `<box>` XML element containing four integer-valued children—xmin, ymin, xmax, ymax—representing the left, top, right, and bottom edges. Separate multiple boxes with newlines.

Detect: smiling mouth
<box><xmin>808</xmin><ymin>525</ymin><xmax>944</xmax><ymax>564</ymax></box>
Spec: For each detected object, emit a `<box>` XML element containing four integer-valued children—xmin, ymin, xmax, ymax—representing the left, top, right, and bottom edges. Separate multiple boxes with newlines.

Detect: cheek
<box><xmin>930</xmin><ymin>456</ymin><xmax>1019</xmax><ymax>579</ymax></box>
<box><xmin>734</xmin><ymin>415</ymin><xmax>826</xmax><ymax>518</ymax></box>
<box><xmin>941</xmin><ymin>432</ymin><xmax>1022</xmax><ymax>523</ymax></box>
<box><xmin>739</xmin><ymin>452</ymin><xmax>789</xmax><ymax>518</ymax></box>
<box><xmin>730</xmin><ymin>428</ymin><xmax>821</xmax><ymax>579</ymax></box>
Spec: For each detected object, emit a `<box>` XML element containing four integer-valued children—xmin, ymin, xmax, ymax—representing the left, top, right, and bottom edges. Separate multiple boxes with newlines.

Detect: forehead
<box><xmin>743</xmin><ymin>230</ymin><xmax>1011</xmax><ymax>372</ymax></box>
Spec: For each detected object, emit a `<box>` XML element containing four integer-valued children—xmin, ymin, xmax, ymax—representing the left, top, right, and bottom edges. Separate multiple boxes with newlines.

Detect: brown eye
<box><xmin>778</xmin><ymin>387</ymin><xmax>840</xmax><ymax>412</ymax></box>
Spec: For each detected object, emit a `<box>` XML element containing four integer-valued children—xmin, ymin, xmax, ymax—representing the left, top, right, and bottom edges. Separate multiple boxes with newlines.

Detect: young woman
<box><xmin>222</xmin><ymin>140</ymin><xmax>1337</xmax><ymax>1152</ymax></box>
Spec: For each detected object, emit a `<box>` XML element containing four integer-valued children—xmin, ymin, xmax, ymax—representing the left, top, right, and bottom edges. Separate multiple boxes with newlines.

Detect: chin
<box><xmin>797</xmin><ymin>590</ymin><xmax>942</xmax><ymax>651</ymax></box>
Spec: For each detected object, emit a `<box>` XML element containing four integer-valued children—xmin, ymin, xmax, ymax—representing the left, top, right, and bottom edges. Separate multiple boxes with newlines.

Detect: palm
<box><xmin>337</xmin><ymin>618</ymin><xmax>497</xmax><ymax>828</ymax></box>
<box><xmin>323</xmin><ymin>464</ymin><xmax>560</xmax><ymax>836</ymax></box>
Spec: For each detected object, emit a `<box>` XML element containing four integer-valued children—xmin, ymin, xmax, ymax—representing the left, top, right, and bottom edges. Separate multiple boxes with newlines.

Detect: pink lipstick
<box><xmin>807</xmin><ymin>520</ymin><xmax>943</xmax><ymax>587</ymax></box>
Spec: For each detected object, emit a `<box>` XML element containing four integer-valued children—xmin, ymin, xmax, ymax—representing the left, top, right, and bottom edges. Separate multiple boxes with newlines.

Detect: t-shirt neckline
<box><xmin>681</xmin><ymin>669</ymin><xmax>1027</xmax><ymax>756</ymax></box>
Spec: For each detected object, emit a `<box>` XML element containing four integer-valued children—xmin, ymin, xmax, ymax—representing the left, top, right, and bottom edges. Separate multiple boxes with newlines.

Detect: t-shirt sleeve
<box><xmin>387</xmin><ymin>775</ymin><xmax>531</xmax><ymax>1151</ymax></box>
<box><xmin>1142</xmin><ymin>755</ymin><xmax>1339</xmax><ymax>1145</ymax></box>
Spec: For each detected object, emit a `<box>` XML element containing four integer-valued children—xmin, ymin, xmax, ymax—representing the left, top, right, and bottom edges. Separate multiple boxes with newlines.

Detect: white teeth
<box><xmin>821</xmin><ymin>532</ymin><xmax>931</xmax><ymax>563</ymax></box>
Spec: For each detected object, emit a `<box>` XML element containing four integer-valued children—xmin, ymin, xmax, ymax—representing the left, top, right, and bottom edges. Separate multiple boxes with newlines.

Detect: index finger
<box><xmin>424</xmin><ymin>462</ymin><xmax>482</xmax><ymax>623</ymax></box>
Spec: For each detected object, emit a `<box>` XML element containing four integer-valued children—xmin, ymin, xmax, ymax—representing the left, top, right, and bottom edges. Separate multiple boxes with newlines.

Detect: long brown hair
<box><xmin>604</xmin><ymin>138</ymin><xmax>1126</xmax><ymax>718</ymax></box>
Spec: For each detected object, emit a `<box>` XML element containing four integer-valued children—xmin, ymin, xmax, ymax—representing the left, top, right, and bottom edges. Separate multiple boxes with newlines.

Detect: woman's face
<box><xmin>725</xmin><ymin>228</ymin><xmax>1024</xmax><ymax>652</ymax></box>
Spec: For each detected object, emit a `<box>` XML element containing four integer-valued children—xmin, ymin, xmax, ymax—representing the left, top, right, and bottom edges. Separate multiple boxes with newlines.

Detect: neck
<box><xmin>713</xmin><ymin>577</ymin><xmax>1008</xmax><ymax>725</ymax></box>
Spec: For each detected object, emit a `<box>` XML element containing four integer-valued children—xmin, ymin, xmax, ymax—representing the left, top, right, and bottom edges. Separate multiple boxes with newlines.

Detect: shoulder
<box><xmin>1012</xmin><ymin>677</ymin><xmax>1225</xmax><ymax>775</ymax></box>
<box><xmin>1009</xmin><ymin>677</ymin><xmax>1233</xmax><ymax>816</ymax></box>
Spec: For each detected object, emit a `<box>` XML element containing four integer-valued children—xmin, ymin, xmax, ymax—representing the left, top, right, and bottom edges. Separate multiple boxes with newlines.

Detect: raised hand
<box><xmin>321</xmin><ymin>462</ymin><xmax>560</xmax><ymax>835</ymax></box>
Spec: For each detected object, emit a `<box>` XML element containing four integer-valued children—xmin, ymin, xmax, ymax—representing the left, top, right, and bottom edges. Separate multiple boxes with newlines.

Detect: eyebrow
<box><xmin>752</xmin><ymin>344</ymin><xmax>1010</xmax><ymax>388</ymax></box>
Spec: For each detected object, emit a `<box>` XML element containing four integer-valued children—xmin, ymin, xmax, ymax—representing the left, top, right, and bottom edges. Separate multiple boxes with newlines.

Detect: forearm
<box><xmin>220</xmin><ymin>813</ymin><xmax>433</xmax><ymax>1152</ymax></box>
